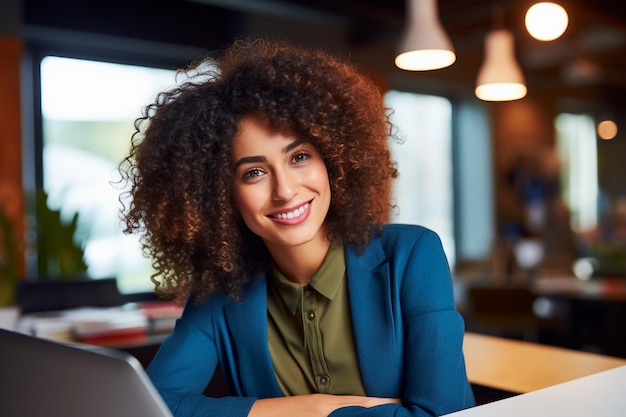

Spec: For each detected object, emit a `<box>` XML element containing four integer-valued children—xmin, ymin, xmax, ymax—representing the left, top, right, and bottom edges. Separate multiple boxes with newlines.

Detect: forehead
<box><xmin>235</xmin><ymin>115</ymin><xmax>272</xmax><ymax>138</ymax></box>
<box><xmin>233</xmin><ymin>117</ymin><xmax>295</xmax><ymax>153</ymax></box>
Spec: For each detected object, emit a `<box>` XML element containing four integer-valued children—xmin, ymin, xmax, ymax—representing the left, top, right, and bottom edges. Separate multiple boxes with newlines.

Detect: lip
<box><xmin>267</xmin><ymin>200</ymin><xmax>313</xmax><ymax>225</ymax></box>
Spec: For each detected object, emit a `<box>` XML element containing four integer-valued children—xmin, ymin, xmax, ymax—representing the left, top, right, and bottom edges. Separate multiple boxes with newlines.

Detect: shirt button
<box><xmin>307</xmin><ymin>310</ymin><xmax>315</xmax><ymax>320</ymax></box>
<box><xmin>319</xmin><ymin>375</ymin><xmax>329</xmax><ymax>385</ymax></box>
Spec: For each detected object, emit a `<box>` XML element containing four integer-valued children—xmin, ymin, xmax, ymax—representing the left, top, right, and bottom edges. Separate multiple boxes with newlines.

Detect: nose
<box><xmin>272</xmin><ymin>168</ymin><xmax>298</xmax><ymax>202</ymax></box>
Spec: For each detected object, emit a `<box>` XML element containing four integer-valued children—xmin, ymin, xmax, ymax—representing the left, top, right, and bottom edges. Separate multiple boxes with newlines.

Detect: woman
<box><xmin>120</xmin><ymin>37</ymin><xmax>474</xmax><ymax>417</ymax></box>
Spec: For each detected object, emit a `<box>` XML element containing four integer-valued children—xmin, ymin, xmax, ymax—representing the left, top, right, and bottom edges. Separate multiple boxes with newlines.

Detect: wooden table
<box><xmin>463</xmin><ymin>332</ymin><xmax>626</xmax><ymax>394</ymax></box>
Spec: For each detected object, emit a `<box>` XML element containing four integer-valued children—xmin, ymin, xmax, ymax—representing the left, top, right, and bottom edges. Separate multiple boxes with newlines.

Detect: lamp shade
<box><xmin>395</xmin><ymin>0</ymin><xmax>456</xmax><ymax>71</ymax></box>
<box><xmin>475</xmin><ymin>29</ymin><xmax>527</xmax><ymax>101</ymax></box>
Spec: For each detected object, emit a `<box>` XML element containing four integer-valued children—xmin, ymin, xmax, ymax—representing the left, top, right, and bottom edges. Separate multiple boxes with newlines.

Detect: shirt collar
<box><xmin>270</xmin><ymin>241</ymin><xmax>346</xmax><ymax>315</ymax></box>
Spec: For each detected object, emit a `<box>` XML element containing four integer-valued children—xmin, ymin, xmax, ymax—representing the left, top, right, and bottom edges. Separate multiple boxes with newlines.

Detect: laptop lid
<box><xmin>0</xmin><ymin>328</ymin><xmax>173</xmax><ymax>417</ymax></box>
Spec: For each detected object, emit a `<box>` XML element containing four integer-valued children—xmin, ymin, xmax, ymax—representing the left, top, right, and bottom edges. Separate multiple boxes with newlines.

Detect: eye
<box><xmin>242</xmin><ymin>167</ymin><xmax>265</xmax><ymax>181</ymax></box>
<box><xmin>291</xmin><ymin>150</ymin><xmax>311</xmax><ymax>165</ymax></box>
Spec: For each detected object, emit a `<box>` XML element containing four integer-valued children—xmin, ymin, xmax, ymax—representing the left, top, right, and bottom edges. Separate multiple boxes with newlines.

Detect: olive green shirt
<box><xmin>267</xmin><ymin>243</ymin><xmax>366</xmax><ymax>396</ymax></box>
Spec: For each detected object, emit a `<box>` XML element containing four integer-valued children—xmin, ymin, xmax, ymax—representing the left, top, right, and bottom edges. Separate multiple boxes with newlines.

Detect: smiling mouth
<box><xmin>269</xmin><ymin>202</ymin><xmax>311</xmax><ymax>220</ymax></box>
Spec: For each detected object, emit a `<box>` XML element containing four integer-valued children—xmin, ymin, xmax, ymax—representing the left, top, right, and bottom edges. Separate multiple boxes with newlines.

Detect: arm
<box><xmin>393</xmin><ymin>229</ymin><xmax>475</xmax><ymax>415</ymax></box>
<box><xmin>150</xmin><ymin>316</ymin><xmax>399</xmax><ymax>417</ymax></box>
<box><xmin>248</xmin><ymin>395</ymin><xmax>400</xmax><ymax>417</ymax></box>
<box><xmin>147</xmin><ymin>315</ymin><xmax>258</xmax><ymax>417</ymax></box>
<box><xmin>329</xmin><ymin>226</ymin><xmax>475</xmax><ymax>417</ymax></box>
<box><xmin>326</xmin><ymin>313</ymin><xmax>473</xmax><ymax>417</ymax></box>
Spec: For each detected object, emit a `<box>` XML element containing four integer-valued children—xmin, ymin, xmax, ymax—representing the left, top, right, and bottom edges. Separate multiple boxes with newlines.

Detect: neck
<box><xmin>265</xmin><ymin>233</ymin><xmax>331</xmax><ymax>285</ymax></box>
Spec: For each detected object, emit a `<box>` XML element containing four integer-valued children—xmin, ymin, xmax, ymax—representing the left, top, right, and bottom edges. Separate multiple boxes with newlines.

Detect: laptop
<box><xmin>0</xmin><ymin>328</ymin><xmax>174</xmax><ymax>417</ymax></box>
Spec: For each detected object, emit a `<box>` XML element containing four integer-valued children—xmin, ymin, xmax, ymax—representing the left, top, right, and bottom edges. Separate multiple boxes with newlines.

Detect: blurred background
<box><xmin>1</xmin><ymin>0</ymin><xmax>625</xmax><ymax>357</ymax></box>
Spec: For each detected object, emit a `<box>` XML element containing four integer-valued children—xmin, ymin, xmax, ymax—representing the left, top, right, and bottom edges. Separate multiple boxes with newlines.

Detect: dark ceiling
<box><xmin>22</xmin><ymin>0</ymin><xmax>626</xmax><ymax>110</ymax></box>
<box><xmin>189</xmin><ymin>0</ymin><xmax>626</xmax><ymax>110</ymax></box>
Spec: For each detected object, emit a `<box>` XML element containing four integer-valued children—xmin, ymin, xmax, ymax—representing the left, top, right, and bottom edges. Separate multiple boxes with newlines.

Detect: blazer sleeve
<box><xmin>330</xmin><ymin>227</ymin><xmax>475</xmax><ymax>417</ymax></box>
<box><xmin>146</xmin><ymin>304</ymin><xmax>257</xmax><ymax>417</ymax></box>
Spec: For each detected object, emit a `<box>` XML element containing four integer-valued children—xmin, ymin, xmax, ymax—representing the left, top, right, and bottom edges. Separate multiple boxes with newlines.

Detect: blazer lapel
<box><xmin>346</xmin><ymin>239</ymin><xmax>403</xmax><ymax>397</ymax></box>
<box><xmin>222</xmin><ymin>277</ymin><xmax>283</xmax><ymax>397</ymax></box>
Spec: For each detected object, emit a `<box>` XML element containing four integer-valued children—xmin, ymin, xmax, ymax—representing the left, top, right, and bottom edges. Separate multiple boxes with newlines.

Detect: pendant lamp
<box><xmin>475</xmin><ymin>29</ymin><xmax>527</xmax><ymax>101</ymax></box>
<box><xmin>395</xmin><ymin>0</ymin><xmax>456</xmax><ymax>71</ymax></box>
<box><xmin>525</xmin><ymin>2</ymin><xmax>568</xmax><ymax>41</ymax></box>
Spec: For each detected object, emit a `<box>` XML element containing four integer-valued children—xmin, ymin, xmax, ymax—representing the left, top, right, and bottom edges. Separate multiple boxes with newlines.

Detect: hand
<box><xmin>248</xmin><ymin>394</ymin><xmax>400</xmax><ymax>417</ymax></box>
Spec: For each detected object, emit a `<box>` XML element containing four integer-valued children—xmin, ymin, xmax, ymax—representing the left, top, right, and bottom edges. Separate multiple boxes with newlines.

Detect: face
<box><xmin>232</xmin><ymin>116</ymin><xmax>331</xmax><ymax>251</ymax></box>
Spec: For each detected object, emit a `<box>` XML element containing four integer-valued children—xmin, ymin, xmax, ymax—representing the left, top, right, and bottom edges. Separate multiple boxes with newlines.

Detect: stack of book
<box><xmin>17</xmin><ymin>301</ymin><xmax>183</xmax><ymax>346</ymax></box>
<box><xmin>18</xmin><ymin>305</ymin><xmax>149</xmax><ymax>346</ymax></box>
<box><xmin>70</xmin><ymin>307</ymin><xmax>149</xmax><ymax>345</ymax></box>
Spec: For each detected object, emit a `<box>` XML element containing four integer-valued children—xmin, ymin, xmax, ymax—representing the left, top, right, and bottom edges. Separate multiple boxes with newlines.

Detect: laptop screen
<box><xmin>0</xmin><ymin>328</ymin><xmax>173</xmax><ymax>417</ymax></box>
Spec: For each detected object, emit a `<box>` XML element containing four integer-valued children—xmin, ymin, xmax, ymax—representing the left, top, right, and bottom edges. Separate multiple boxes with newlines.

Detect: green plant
<box><xmin>33</xmin><ymin>191</ymin><xmax>88</xmax><ymax>278</ymax></box>
<box><xmin>0</xmin><ymin>191</ymin><xmax>89</xmax><ymax>306</ymax></box>
<box><xmin>590</xmin><ymin>241</ymin><xmax>626</xmax><ymax>276</ymax></box>
<box><xmin>0</xmin><ymin>204</ymin><xmax>20</xmax><ymax>306</ymax></box>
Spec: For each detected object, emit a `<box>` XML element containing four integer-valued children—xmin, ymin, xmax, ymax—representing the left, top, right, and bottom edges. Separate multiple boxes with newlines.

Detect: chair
<box><xmin>16</xmin><ymin>278</ymin><xmax>126</xmax><ymax>314</ymax></box>
<box><xmin>466</xmin><ymin>285</ymin><xmax>541</xmax><ymax>341</ymax></box>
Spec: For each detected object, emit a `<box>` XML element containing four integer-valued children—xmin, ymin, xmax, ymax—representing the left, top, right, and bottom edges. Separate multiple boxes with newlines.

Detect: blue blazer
<box><xmin>147</xmin><ymin>224</ymin><xmax>475</xmax><ymax>417</ymax></box>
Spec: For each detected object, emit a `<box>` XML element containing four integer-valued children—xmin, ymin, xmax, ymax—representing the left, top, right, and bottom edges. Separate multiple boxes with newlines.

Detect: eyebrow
<box><xmin>233</xmin><ymin>155</ymin><xmax>267</xmax><ymax>170</ymax></box>
<box><xmin>233</xmin><ymin>139</ymin><xmax>308</xmax><ymax>170</ymax></box>
<box><xmin>283</xmin><ymin>139</ymin><xmax>307</xmax><ymax>154</ymax></box>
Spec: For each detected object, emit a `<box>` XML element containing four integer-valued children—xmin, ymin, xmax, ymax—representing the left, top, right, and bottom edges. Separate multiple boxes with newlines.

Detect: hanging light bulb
<box><xmin>475</xmin><ymin>29</ymin><xmax>527</xmax><ymax>101</ymax></box>
<box><xmin>525</xmin><ymin>2</ymin><xmax>569</xmax><ymax>41</ymax></box>
<box><xmin>395</xmin><ymin>0</ymin><xmax>456</xmax><ymax>71</ymax></box>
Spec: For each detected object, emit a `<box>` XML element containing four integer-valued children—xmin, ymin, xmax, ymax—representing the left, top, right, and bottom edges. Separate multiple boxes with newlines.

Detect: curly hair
<box><xmin>119</xmin><ymin>37</ymin><xmax>398</xmax><ymax>304</ymax></box>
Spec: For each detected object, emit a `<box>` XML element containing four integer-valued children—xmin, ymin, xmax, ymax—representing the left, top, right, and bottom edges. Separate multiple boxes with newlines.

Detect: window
<box><xmin>40</xmin><ymin>56</ymin><xmax>176</xmax><ymax>293</ymax></box>
<box><xmin>39</xmin><ymin>62</ymin><xmax>458</xmax><ymax>290</ymax></box>
<box><xmin>555</xmin><ymin>113</ymin><xmax>598</xmax><ymax>233</ymax></box>
<box><xmin>385</xmin><ymin>90</ymin><xmax>455</xmax><ymax>265</ymax></box>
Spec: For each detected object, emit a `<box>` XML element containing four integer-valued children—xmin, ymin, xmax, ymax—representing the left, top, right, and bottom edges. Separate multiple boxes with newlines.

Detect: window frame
<box><xmin>21</xmin><ymin>29</ymin><xmax>206</xmax><ymax>299</ymax></box>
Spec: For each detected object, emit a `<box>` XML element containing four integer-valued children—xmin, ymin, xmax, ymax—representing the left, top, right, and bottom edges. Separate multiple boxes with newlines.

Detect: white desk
<box><xmin>443</xmin><ymin>365</ymin><xmax>626</xmax><ymax>416</ymax></box>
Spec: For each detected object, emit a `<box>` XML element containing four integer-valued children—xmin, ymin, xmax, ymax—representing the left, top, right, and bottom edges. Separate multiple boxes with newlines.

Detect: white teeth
<box><xmin>273</xmin><ymin>203</ymin><xmax>309</xmax><ymax>220</ymax></box>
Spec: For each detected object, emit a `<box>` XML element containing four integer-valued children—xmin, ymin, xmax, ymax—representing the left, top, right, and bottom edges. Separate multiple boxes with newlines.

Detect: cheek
<box><xmin>233</xmin><ymin>185</ymin><xmax>263</xmax><ymax>220</ymax></box>
<box><xmin>311</xmin><ymin>163</ymin><xmax>331</xmax><ymax>193</ymax></box>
